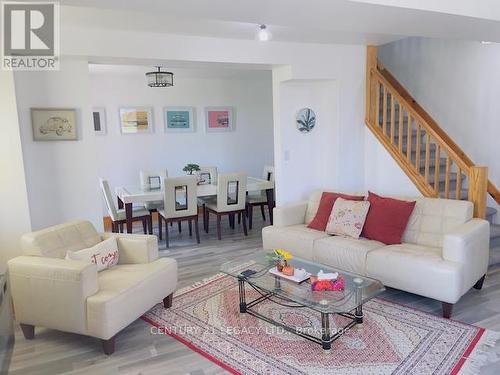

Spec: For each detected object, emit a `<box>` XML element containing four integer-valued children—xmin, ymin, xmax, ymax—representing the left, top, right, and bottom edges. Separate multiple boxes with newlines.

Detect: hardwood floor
<box><xmin>6</xmin><ymin>216</ymin><xmax>500</xmax><ymax>374</ymax></box>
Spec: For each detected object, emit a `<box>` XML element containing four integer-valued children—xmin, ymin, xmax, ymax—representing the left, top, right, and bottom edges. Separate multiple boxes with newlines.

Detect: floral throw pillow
<box><xmin>65</xmin><ymin>237</ymin><xmax>119</xmax><ymax>272</ymax></box>
<box><xmin>326</xmin><ymin>198</ymin><xmax>371</xmax><ymax>239</ymax></box>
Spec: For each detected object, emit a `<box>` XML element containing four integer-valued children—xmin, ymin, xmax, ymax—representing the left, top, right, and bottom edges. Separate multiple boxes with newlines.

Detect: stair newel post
<box><xmin>366</xmin><ymin>46</ymin><xmax>378</xmax><ymax>125</ymax></box>
<box><xmin>468</xmin><ymin>166</ymin><xmax>488</xmax><ymax>219</ymax></box>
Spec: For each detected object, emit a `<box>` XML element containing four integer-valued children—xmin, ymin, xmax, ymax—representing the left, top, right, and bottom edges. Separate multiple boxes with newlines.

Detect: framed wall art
<box><xmin>164</xmin><ymin>107</ymin><xmax>195</xmax><ymax>132</ymax></box>
<box><xmin>31</xmin><ymin>108</ymin><xmax>78</xmax><ymax>141</ymax></box>
<box><xmin>119</xmin><ymin>107</ymin><xmax>154</xmax><ymax>134</ymax></box>
<box><xmin>205</xmin><ymin>107</ymin><xmax>234</xmax><ymax>132</ymax></box>
<box><xmin>92</xmin><ymin>107</ymin><xmax>107</xmax><ymax>135</ymax></box>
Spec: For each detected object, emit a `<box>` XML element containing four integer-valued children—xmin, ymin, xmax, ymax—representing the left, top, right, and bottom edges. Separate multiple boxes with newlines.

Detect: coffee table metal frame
<box><xmin>237</xmin><ymin>274</ymin><xmax>365</xmax><ymax>351</ymax></box>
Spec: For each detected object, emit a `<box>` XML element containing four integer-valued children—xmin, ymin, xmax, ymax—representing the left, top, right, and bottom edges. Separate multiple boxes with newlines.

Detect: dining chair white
<box><xmin>196</xmin><ymin>166</ymin><xmax>218</xmax><ymax>185</ymax></box>
<box><xmin>203</xmin><ymin>173</ymin><xmax>247</xmax><ymax>240</ymax></box>
<box><xmin>139</xmin><ymin>169</ymin><xmax>168</xmax><ymax>231</ymax></box>
<box><xmin>99</xmin><ymin>178</ymin><xmax>152</xmax><ymax>233</ymax></box>
<box><xmin>246</xmin><ymin>165</ymin><xmax>275</xmax><ymax>229</ymax></box>
<box><xmin>158</xmin><ymin>176</ymin><xmax>200</xmax><ymax>248</ymax></box>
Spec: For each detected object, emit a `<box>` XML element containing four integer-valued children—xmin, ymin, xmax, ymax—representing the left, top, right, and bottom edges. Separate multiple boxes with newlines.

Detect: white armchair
<box><xmin>8</xmin><ymin>220</ymin><xmax>177</xmax><ymax>355</ymax></box>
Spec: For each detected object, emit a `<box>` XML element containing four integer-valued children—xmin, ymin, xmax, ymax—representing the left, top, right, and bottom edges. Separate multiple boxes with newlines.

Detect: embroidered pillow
<box><xmin>361</xmin><ymin>191</ymin><xmax>416</xmax><ymax>245</ymax></box>
<box><xmin>308</xmin><ymin>192</ymin><xmax>365</xmax><ymax>231</ymax></box>
<box><xmin>66</xmin><ymin>237</ymin><xmax>119</xmax><ymax>271</ymax></box>
<box><xmin>325</xmin><ymin>198</ymin><xmax>371</xmax><ymax>239</ymax></box>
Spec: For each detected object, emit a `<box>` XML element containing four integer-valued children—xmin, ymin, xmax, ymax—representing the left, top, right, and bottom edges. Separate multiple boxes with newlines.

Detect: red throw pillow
<box><xmin>308</xmin><ymin>192</ymin><xmax>365</xmax><ymax>231</ymax></box>
<box><xmin>361</xmin><ymin>191</ymin><xmax>416</xmax><ymax>245</ymax></box>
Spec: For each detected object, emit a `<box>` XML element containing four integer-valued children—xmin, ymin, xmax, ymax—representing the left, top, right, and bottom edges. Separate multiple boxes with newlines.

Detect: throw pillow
<box><xmin>308</xmin><ymin>192</ymin><xmax>365</xmax><ymax>231</ymax></box>
<box><xmin>325</xmin><ymin>198</ymin><xmax>371</xmax><ymax>239</ymax></box>
<box><xmin>66</xmin><ymin>237</ymin><xmax>119</xmax><ymax>271</ymax></box>
<box><xmin>361</xmin><ymin>191</ymin><xmax>417</xmax><ymax>245</ymax></box>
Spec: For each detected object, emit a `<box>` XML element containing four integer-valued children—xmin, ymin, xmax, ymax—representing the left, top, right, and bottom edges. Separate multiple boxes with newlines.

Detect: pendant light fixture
<box><xmin>146</xmin><ymin>66</ymin><xmax>174</xmax><ymax>87</ymax></box>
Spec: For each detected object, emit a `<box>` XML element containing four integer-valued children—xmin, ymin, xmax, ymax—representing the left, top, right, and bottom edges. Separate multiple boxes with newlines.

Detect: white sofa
<box><xmin>8</xmin><ymin>220</ymin><xmax>177</xmax><ymax>354</ymax></box>
<box><xmin>262</xmin><ymin>190</ymin><xmax>490</xmax><ymax>318</ymax></box>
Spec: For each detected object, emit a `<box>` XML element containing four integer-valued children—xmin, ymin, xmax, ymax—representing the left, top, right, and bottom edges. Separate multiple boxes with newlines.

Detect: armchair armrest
<box><xmin>443</xmin><ymin>219</ymin><xmax>490</xmax><ymax>291</ymax></box>
<box><xmin>273</xmin><ymin>201</ymin><xmax>308</xmax><ymax>227</ymax></box>
<box><xmin>7</xmin><ymin>256</ymin><xmax>98</xmax><ymax>335</ymax></box>
<box><xmin>101</xmin><ymin>233</ymin><xmax>158</xmax><ymax>264</ymax></box>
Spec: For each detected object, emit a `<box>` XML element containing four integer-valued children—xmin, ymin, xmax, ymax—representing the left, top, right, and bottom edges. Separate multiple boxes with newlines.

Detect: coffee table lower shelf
<box><xmin>237</xmin><ymin>276</ymin><xmax>364</xmax><ymax>351</ymax></box>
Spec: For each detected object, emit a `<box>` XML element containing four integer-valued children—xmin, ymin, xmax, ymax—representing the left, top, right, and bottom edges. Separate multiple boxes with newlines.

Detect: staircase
<box><xmin>365</xmin><ymin>46</ymin><xmax>500</xmax><ymax>221</ymax></box>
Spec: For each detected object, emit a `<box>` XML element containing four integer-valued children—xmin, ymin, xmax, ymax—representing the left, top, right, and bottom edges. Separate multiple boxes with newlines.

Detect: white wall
<box><xmin>0</xmin><ymin>71</ymin><xmax>31</xmax><ymax>271</ymax></box>
<box><xmin>14</xmin><ymin>58</ymin><xmax>103</xmax><ymax>230</ymax></box>
<box><xmin>379</xmin><ymin>37</ymin><xmax>500</xmax><ymax>215</ymax></box>
<box><xmin>89</xmin><ymin>67</ymin><xmax>274</xmax><ymax>214</ymax></box>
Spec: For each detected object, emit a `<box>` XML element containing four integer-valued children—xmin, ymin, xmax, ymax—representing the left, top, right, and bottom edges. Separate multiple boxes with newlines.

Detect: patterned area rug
<box><xmin>142</xmin><ymin>274</ymin><xmax>499</xmax><ymax>375</ymax></box>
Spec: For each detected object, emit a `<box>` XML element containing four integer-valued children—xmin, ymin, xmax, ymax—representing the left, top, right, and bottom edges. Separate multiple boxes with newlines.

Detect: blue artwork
<box><xmin>164</xmin><ymin>107</ymin><xmax>194</xmax><ymax>132</ymax></box>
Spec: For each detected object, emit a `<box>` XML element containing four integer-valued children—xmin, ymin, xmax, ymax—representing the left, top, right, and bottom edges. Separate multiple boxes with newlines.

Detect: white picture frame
<box><xmin>31</xmin><ymin>108</ymin><xmax>78</xmax><ymax>141</ymax></box>
<box><xmin>119</xmin><ymin>107</ymin><xmax>154</xmax><ymax>134</ymax></box>
<box><xmin>92</xmin><ymin>107</ymin><xmax>107</xmax><ymax>135</ymax></box>
<box><xmin>164</xmin><ymin>106</ymin><xmax>195</xmax><ymax>133</ymax></box>
<box><xmin>205</xmin><ymin>106</ymin><xmax>234</xmax><ymax>133</ymax></box>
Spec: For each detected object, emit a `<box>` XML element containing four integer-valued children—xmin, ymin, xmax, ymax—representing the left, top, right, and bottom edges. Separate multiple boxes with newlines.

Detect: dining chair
<box><xmin>246</xmin><ymin>165</ymin><xmax>275</xmax><ymax>229</ymax></box>
<box><xmin>203</xmin><ymin>173</ymin><xmax>247</xmax><ymax>240</ymax></box>
<box><xmin>196</xmin><ymin>166</ymin><xmax>218</xmax><ymax>185</ymax></box>
<box><xmin>158</xmin><ymin>176</ymin><xmax>200</xmax><ymax>248</ymax></box>
<box><xmin>140</xmin><ymin>169</ymin><xmax>168</xmax><ymax>230</ymax></box>
<box><xmin>99</xmin><ymin>178</ymin><xmax>152</xmax><ymax>234</ymax></box>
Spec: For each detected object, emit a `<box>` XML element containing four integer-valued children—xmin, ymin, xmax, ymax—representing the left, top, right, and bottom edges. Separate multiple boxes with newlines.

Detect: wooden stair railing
<box><xmin>365</xmin><ymin>46</ymin><xmax>496</xmax><ymax>219</ymax></box>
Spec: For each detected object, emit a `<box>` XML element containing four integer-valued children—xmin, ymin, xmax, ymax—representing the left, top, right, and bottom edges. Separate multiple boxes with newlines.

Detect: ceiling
<box><xmin>60</xmin><ymin>0</ymin><xmax>500</xmax><ymax>45</ymax></box>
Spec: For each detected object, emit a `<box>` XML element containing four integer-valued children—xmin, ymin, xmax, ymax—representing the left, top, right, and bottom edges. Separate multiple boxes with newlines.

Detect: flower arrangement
<box><xmin>267</xmin><ymin>249</ymin><xmax>293</xmax><ymax>273</ymax></box>
<box><xmin>183</xmin><ymin>163</ymin><xmax>200</xmax><ymax>175</ymax></box>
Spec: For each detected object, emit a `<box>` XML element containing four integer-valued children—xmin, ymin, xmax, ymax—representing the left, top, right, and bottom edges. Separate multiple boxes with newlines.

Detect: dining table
<box><xmin>116</xmin><ymin>176</ymin><xmax>275</xmax><ymax>233</ymax></box>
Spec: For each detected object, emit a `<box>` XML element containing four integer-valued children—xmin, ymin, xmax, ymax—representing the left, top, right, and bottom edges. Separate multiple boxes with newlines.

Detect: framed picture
<box><xmin>164</xmin><ymin>107</ymin><xmax>195</xmax><ymax>133</ymax></box>
<box><xmin>31</xmin><ymin>108</ymin><xmax>78</xmax><ymax>141</ymax></box>
<box><xmin>92</xmin><ymin>107</ymin><xmax>106</xmax><ymax>135</ymax></box>
<box><xmin>205</xmin><ymin>107</ymin><xmax>234</xmax><ymax>132</ymax></box>
<box><xmin>119</xmin><ymin>107</ymin><xmax>154</xmax><ymax>134</ymax></box>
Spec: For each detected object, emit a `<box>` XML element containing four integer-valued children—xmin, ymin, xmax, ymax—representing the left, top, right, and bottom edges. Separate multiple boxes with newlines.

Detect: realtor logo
<box><xmin>1</xmin><ymin>1</ymin><xmax>59</xmax><ymax>70</ymax></box>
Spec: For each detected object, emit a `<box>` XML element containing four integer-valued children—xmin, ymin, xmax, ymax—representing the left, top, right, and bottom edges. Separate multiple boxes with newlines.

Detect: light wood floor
<box><xmin>6</xmin><ymin>215</ymin><xmax>500</xmax><ymax>375</ymax></box>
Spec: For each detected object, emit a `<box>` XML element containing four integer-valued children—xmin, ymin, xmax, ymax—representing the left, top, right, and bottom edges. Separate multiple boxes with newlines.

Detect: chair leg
<box><xmin>242</xmin><ymin>211</ymin><xmax>248</xmax><ymax>236</ymax></box>
<box><xmin>111</xmin><ymin>222</ymin><xmax>116</xmax><ymax>233</ymax></box>
<box><xmin>205</xmin><ymin>210</ymin><xmax>210</xmax><ymax>233</ymax></box>
<box><xmin>248</xmin><ymin>204</ymin><xmax>253</xmax><ymax>230</ymax></box>
<box><xmin>158</xmin><ymin>215</ymin><xmax>163</xmax><ymax>240</ymax></box>
<box><xmin>194</xmin><ymin>217</ymin><xmax>200</xmax><ymax>244</ymax></box>
<box><xmin>178</xmin><ymin>221</ymin><xmax>182</xmax><ymax>233</ymax></box>
<box><xmin>165</xmin><ymin>219</ymin><xmax>170</xmax><ymax>248</ymax></box>
<box><xmin>261</xmin><ymin>204</ymin><xmax>266</xmax><ymax>221</ymax></box>
<box><xmin>216</xmin><ymin>215</ymin><xmax>222</xmax><ymax>240</ymax></box>
<box><xmin>142</xmin><ymin>218</ymin><xmax>147</xmax><ymax>234</ymax></box>
<box><xmin>20</xmin><ymin>324</ymin><xmax>34</xmax><ymax>339</ymax></box>
<box><xmin>163</xmin><ymin>293</ymin><xmax>173</xmax><ymax>308</ymax></box>
<box><xmin>229</xmin><ymin>214</ymin><xmax>235</xmax><ymax>229</ymax></box>
<box><xmin>119</xmin><ymin>223</ymin><xmax>124</xmax><ymax>233</ymax></box>
<box><xmin>188</xmin><ymin>220</ymin><xmax>192</xmax><ymax>236</ymax></box>
<box><xmin>202</xmin><ymin>204</ymin><xmax>207</xmax><ymax>232</ymax></box>
<box><xmin>442</xmin><ymin>302</ymin><xmax>453</xmax><ymax>319</ymax></box>
<box><xmin>148</xmin><ymin>215</ymin><xmax>153</xmax><ymax>235</ymax></box>
<box><xmin>238</xmin><ymin>212</ymin><xmax>241</xmax><ymax>224</ymax></box>
<box><xmin>473</xmin><ymin>274</ymin><xmax>486</xmax><ymax>290</ymax></box>
<box><xmin>101</xmin><ymin>337</ymin><xmax>115</xmax><ymax>355</ymax></box>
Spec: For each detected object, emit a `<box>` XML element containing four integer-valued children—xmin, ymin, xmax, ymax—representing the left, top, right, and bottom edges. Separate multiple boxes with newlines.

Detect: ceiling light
<box><xmin>146</xmin><ymin>66</ymin><xmax>174</xmax><ymax>87</ymax></box>
<box><xmin>257</xmin><ymin>24</ymin><xmax>271</xmax><ymax>42</ymax></box>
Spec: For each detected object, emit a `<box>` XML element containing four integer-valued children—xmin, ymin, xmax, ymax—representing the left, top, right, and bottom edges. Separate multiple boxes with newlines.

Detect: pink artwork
<box><xmin>206</xmin><ymin>107</ymin><xmax>233</xmax><ymax>132</ymax></box>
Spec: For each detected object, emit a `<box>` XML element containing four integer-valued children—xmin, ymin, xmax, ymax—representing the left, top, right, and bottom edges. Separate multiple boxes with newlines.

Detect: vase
<box><xmin>277</xmin><ymin>260</ymin><xmax>287</xmax><ymax>272</ymax></box>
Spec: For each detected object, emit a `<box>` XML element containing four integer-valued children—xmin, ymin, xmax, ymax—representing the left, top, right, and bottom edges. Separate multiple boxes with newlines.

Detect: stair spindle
<box><xmin>398</xmin><ymin>105</ymin><xmax>404</xmax><ymax>152</ymax></box>
<box><xmin>434</xmin><ymin>144</ymin><xmax>441</xmax><ymax>192</ymax></box>
<box><xmin>424</xmin><ymin>133</ymin><xmax>431</xmax><ymax>183</ymax></box>
<box><xmin>390</xmin><ymin>97</ymin><xmax>396</xmax><ymax>144</ymax></box>
<box><xmin>455</xmin><ymin>169</ymin><xmax>462</xmax><ymax>200</ymax></box>
<box><xmin>444</xmin><ymin>157</ymin><xmax>451</xmax><ymax>199</ymax></box>
<box><xmin>382</xmin><ymin>86</ymin><xmax>387</xmax><ymax>134</ymax></box>
<box><xmin>376</xmin><ymin>80</ymin><xmax>381</xmax><ymax>127</ymax></box>
<box><xmin>415</xmin><ymin>123</ymin><xmax>421</xmax><ymax>172</ymax></box>
<box><xmin>406</xmin><ymin>115</ymin><xmax>412</xmax><ymax>162</ymax></box>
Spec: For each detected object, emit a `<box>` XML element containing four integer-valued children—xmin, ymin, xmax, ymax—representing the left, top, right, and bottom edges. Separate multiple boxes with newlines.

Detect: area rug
<box><xmin>142</xmin><ymin>274</ymin><xmax>499</xmax><ymax>375</ymax></box>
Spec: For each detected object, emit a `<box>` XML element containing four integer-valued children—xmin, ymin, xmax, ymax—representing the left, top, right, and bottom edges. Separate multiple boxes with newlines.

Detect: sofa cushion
<box><xmin>402</xmin><ymin>198</ymin><xmax>473</xmax><ymax>248</ymax></box>
<box><xmin>21</xmin><ymin>220</ymin><xmax>102</xmax><ymax>258</ymax></box>
<box><xmin>86</xmin><ymin>257</ymin><xmax>177</xmax><ymax>339</ymax></box>
<box><xmin>326</xmin><ymin>198</ymin><xmax>371</xmax><ymax>239</ymax></box>
<box><xmin>304</xmin><ymin>190</ymin><xmax>366</xmax><ymax>225</ymax></box>
<box><xmin>307</xmin><ymin>192</ymin><xmax>364</xmax><ymax>231</ymax></box>
<box><xmin>362</xmin><ymin>192</ymin><xmax>416</xmax><ymax>245</ymax></box>
<box><xmin>366</xmin><ymin>243</ymin><xmax>463</xmax><ymax>303</ymax></box>
<box><xmin>262</xmin><ymin>224</ymin><xmax>329</xmax><ymax>260</ymax></box>
<box><xmin>66</xmin><ymin>237</ymin><xmax>119</xmax><ymax>272</ymax></box>
<box><xmin>313</xmin><ymin>236</ymin><xmax>385</xmax><ymax>275</ymax></box>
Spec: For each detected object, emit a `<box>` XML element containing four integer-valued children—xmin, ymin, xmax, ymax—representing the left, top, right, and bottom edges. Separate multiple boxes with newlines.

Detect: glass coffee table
<box><xmin>220</xmin><ymin>252</ymin><xmax>385</xmax><ymax>350</ymax></box>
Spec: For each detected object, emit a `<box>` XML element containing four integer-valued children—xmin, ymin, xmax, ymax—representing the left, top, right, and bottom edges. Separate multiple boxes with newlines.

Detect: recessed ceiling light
<box><xmin>257</xmin><ymin>24</ymin><xmax>271</xmax><ymax>42</ymax></box>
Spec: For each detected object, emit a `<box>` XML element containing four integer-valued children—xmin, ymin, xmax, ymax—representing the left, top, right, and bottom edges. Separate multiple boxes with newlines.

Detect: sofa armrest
<box><xmin>442</xmin><ymin>219</ymin><xmax>490</xmax><ymax>290</ymax></box>
<box><xmin>7</xmin><ymin>256</ymin><xmax>98</xmax><ymax>335</ymax></box>
<box><xmin>101</xmin><ymin>232</ymin><xmax>159</xmax><ymax>264</ymax></box>
<box><xmin>273</xmin><ymin>201</ymin><xmax>308</xmax><ymax>227</ymax></box>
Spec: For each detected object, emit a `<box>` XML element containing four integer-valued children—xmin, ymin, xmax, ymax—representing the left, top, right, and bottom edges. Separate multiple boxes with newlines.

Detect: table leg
<box><xmin>265</xmin><ymin>188</ymin><xmax>274</xmax><ymax>225</ymax></box>
<box><xmin>354</xmin><ymin>278</ymin><xmax>364</xmax><ymax>324</ymax></box>
<box><xmin>125</xmin><ymin>203</ymin><xmax>133</xmax><ymax>233</ymax></box>
<box><xmin>321</xmin><ymin>312</ymin><xmax>331</xmax><ymax>351</ymax></box>
<box><xmin>238</xmin><ymin>277</ymin><xmax>247</xmax><ymax>313</ymax></box>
